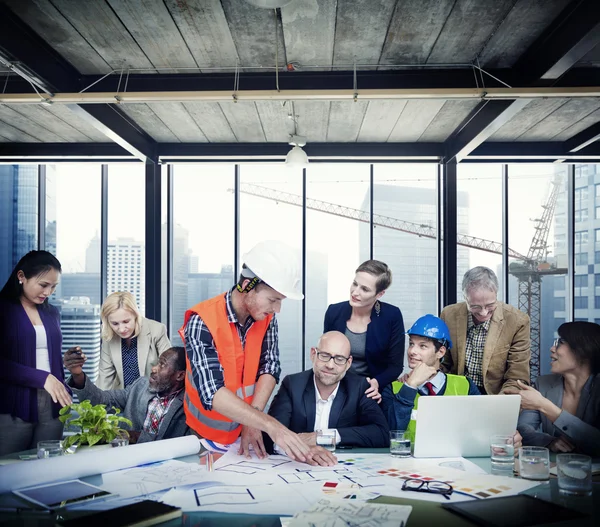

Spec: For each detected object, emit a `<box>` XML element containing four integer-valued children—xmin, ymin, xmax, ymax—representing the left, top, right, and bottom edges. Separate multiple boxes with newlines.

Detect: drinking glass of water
<box><xmin>490</xmin><ymin>434</ymin><xmax>514</xmax><ymax>474</ymax></box>
<box><xmin>557</xmin><ymin>454</ymin><xmax>592</xmax><ymax>496</ymax></box>
<box><xmin>390</xmin><ymin>430</ymin><xmax>411</xmax><ymax>457</ymax></box>
<box><xmin>519</xmin><ymin>446</ymin><xmax>550</xmax><ymax>481</ymax></box>
<box><xmin>316</xmin><ymin>430</ymin><xmax>336</xmax><ymax>452</ymax></box>
<box><xmin>37</xmin><ymin>440</ymin><xmax>63</xmax><ymax>459</ymax></box>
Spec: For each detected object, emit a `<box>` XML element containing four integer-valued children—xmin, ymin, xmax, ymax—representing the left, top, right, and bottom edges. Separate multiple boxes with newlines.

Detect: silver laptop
<box><xmin>413</xmin><ymin>395</ymin><xmax>521</xmax><ymax>458</ymax></box>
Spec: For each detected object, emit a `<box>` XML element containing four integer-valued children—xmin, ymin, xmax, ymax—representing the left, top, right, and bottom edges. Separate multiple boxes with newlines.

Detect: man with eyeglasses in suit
<box><xmin>263</xmin><ymin>331</ymin><xmax>390</xmax><ymax>455</ymax></box>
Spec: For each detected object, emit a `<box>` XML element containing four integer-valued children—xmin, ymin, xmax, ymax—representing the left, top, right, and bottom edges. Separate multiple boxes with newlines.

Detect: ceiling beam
<box><xmin>469</xmin><ymin>142</ymin><xmax>600</xmax><ymax>159</ymax></box>
<box><xmin>0</xmin><ymin>142</ymin><xmax>132</xmax><ymax>158</ymax></box>
<box><xmin>444</xmin><ymin>0</ymin><xmax>600</xmax><ymax>162</ymax></box>
<box><xmin>3</xmin><ymin>142</ymin><xmax>598</xmax><ymax>162</ymax></box>
<box><xmin>565</xmin><ymin>122</ymin><xmax>600</xmax><ymax>153</ymax></box>
<box><xmin>513</xmin><ymin>0</ymin><xmax>600</xmax><ymax>85</ymax></box>
<box><xmin>2</xmin><ymin>86</ymin><xmax>600</xmax><ymax>105</ymax></box>
<box><xmin>445</xmin><ymin>100</ymin><xmax>533</xmax><ymax>162</ymax></box>
<box><xmin>0</xmin><ymin>3</ymin><xmax>156</xmax><ymax>162</ymax></box>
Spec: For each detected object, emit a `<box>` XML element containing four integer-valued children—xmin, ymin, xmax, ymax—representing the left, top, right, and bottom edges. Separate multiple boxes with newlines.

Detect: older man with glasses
<box><xmin>440</xmin><ymin>266</ymin><xmax>531</xmax><ymax>394</ymax></box>
<box><xmin>262</xmin><ymin>331</ymin><xmax>390</xmax><ymax>456</ymax></box>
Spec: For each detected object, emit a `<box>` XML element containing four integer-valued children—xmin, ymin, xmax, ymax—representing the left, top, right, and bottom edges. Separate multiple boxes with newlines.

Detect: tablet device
<box><xmin>13</xmin><ymin>480</ymin><xmax>114</xmax><ymax>510</ymax></box>
<box><xmin>442</xmin><ymin>494</ymin><xmax>588</xmax><ymax>527</ymax></box>
<box><xmin>414</xmin><ymin>394</ymin><xmax>520</xmax><ymax>457</ymax></box>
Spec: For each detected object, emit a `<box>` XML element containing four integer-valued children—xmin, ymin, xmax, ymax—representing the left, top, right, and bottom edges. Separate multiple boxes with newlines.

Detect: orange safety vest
<box><xmin>178</xmin><ymin>293</ymin><xmax>272</xmax><ymax>444</ymax></box>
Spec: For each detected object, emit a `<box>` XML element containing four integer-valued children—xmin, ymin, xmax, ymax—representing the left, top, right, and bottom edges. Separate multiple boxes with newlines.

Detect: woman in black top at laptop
<box><xmin>509</xmin><ymin>321</ymin><xmax>600</xmax><ymax>457</ymax></box>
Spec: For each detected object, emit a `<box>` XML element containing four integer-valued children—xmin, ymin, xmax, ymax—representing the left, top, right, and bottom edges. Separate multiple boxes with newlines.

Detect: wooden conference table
<box><xmin>0</xmin><ymin>448</ymin><xmax>597</xmax><ymax>527</ymax></box>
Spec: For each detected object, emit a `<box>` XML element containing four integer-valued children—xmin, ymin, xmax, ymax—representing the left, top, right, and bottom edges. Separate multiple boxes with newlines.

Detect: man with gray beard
<box><xmin>63</xmin><ymin>347</ymin><xmax>188</xmax><ymax>443</ymax></box>
<box><xmin>264</xmin><ymin>331</ymin><xmax>389</xmax><ymax>456</ymax></box>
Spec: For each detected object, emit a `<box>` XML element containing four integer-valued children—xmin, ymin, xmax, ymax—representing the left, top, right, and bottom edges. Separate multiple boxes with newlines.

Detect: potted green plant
<box><xmin>59</xmin><ymin>399</ymin><xmax>133</xmax><ymax>450</ymax></box>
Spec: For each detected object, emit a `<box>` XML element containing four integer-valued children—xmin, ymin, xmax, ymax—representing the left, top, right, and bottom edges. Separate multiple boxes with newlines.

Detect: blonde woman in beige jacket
<box><xmin>97</xmin><ymin>292</ymin><xmax>171</xmax><ymax>390</ymax></box>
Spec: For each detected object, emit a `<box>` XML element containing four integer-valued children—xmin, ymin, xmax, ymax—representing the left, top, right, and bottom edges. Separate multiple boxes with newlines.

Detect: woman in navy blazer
<box><xmin>0</xmin><ymin>251</ymin><xmax>74</xmax><ymax>455</ymax></box>
<box><xmin>324</xmin><ymin>260</ymin><xmax>405</xmax><ymax>407</ymax></box>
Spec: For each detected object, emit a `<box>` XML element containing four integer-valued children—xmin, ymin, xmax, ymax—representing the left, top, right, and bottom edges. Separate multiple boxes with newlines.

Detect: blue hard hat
<box><xmin>407</xmin><ymin>314</ymin><xmax>453</xmax><ymax>349</ymax></box>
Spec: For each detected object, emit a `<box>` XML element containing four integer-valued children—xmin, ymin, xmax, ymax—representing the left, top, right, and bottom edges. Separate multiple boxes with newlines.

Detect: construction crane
<box><xmin>238</xmin><ymin>178</ymin><xmax>565</xmax><ymax>379</ymax></box>
<box><xmin>509</xmin><ymin>174</ymin><xmax>565</xmax><ymax>377</ymax></box>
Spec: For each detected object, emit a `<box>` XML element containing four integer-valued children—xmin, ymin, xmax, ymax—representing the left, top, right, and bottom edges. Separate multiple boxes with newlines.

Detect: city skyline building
<box><xmin>86</xmin><ymin>234</ymin><xmax>145</xmax><ymax>313</ymax></box>
<box><xmin>58</xmin><ymin>296</ymin><xmax>102</xmax><ymax>383</ymax></box>
<box><xmin>0</xmin><ymin>164</ymin><xmax>38</xmax><ymax>285</ymax></box>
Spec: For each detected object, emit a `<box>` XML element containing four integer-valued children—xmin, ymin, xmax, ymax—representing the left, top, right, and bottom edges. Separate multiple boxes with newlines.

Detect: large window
<box><xmin>240</xmin><ymin>164</ymin><xmax>303</xmax><ymax>379</ymax></box>
<box><xmin>171</xmin><ymin>164</ymin><xmax>235</xmax><ymax>345</ymax></box>
<box><xmin>0</xmin><ymin>164</ymin><xmax>39</xmax><ymax>285</ymax></box>
<box><xmin>8</xmin><ymin>160</ymin><xmax>597</xmax><ymax>384</ymax></box>
<box><xmin>571</xmin><ymin>164</ymin><xmax>600</xmax><ymax>326</ymax></box>
<box><xmin>373</xmin><ymin>164</ymin><xmax>438</xmax><ymax>346</ymax></box>
<box><xmin>508</xmin><ymin>164</ymin><xmax>567</xmax><ymax>377</ymax></box>
<box><xmin>107</xmin><ymin>164</ymin><xmax>146</xmax><ymax>314</ymax></box>
<box><xmin>305</xmin><ymin>164</ymin><xmax>371</xmax><ymax>365</ymax></box>
<box><xmin>457</xmin><ymin>164</ymin><xmax>503</xmax><ymax>300</ymax></box>
<box><xmin>45</xmin><ymin>164</ymin><xmax>102</xmax><ymax>383</ymax></box>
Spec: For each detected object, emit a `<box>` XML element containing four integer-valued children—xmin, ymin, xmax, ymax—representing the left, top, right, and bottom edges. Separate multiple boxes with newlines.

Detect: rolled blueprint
<box><xmin>0</xmin><ymin>435</ymin><xmax>201</xmax><ymax>493</ymax></box>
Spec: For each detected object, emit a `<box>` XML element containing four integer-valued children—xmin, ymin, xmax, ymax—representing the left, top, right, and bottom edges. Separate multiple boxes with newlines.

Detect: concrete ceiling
<box><xmin>0</xmin><ymin>0</ymin><xmax>585</xmax><ymax>73</ymax></box>
<box><xmin>0</xmin><ymin>0</ymin><xmax>599</xmax><ymax>156</ymax></box>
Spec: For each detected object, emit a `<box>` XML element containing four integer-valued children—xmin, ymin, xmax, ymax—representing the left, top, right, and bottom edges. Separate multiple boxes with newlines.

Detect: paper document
<box><xmin>289</xmin><ymin>497</ymin><xmax>412</xmax><ymax>527</ymax></box>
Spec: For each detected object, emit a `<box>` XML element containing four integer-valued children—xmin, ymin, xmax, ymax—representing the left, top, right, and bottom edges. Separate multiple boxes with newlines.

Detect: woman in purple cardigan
<box><xmin>0</xmin><ymin>251</ymin><xmax>73</xmax><ymax>455</ymax></box>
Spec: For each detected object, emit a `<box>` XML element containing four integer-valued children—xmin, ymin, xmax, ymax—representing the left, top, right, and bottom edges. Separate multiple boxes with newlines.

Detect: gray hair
<box><xmin>462</xmin><ymin>266</ymin><xmax>498</xmax><ymax>297</ymax></box>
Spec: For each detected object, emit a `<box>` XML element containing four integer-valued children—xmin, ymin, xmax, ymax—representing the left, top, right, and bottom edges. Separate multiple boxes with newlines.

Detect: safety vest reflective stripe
<box><xmin>185</xmin><ymin>371</ymin><xmax>255</xmax><ymax>402</ymax></box>
<box><xmin>183</xmin><ymin>393</ymin><xmax>240</xmax><ymax>432</ymax></box>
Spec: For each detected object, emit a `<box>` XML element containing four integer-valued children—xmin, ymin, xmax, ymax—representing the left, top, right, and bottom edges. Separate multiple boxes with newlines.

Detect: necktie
<box><xmin>424</xmin><ymin>382</ymin><xmax>436</xmax><ymax>396</ymax></box>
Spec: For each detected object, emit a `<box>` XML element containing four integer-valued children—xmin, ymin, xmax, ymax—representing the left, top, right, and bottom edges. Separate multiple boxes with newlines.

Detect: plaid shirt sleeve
<box><xmin>184</xmin><ymin>313</ymin><xmax>224</xmax><ymax>411</ymax></box>
<box><xmin>257</xmin><ymin>315</ymin><xmax>281</xmax><ymax>383</ymax></box>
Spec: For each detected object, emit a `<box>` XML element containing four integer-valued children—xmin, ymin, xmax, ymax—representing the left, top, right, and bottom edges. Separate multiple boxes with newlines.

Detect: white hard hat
<box><xmin>242</xmin><ymin>240</ymin><xmax>303</xmax><ymax>300</ymax></box>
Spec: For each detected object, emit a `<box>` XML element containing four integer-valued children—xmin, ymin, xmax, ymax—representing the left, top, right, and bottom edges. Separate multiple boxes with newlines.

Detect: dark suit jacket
<box><xmin>264</xmin><ymin>370</ymin><xmax>389</xmax><ymax>453</ymax></box>
<box><xmin>324</xmin><ymin>301</ymin><xmax>405</xmax><ymax>388</ymax></box>
<box><xmin>518</xmin><ymin>374</ymin><xmax>600</xmax><ymax>457</ymax></box>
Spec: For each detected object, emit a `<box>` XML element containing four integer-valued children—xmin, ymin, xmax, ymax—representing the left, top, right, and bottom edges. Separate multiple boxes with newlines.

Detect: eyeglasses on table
<box><xmin>401</xmin><ymin>478</ymin><xmax>453</xmax><ymax>500</ymax></box>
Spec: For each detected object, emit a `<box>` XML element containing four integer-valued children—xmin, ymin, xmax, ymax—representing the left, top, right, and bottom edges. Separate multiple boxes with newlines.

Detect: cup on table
<box><xmin>110</xmin><ymin>430</ymin><xmax>129</xmax><ymax>448</ymax></box>
<box><xmin>37</xmin><ymin>440</ymin><xmax>63</xmax><ymax>459</ymax></box>
<box><xmin>556</xmin><ymin>454</ymin><xmax>592</xmax><ymax>496</ymax></box>
<box><xmin>390</xmin><ymin>430</ymin><xmax>411</xmax><ymax>457</ymax></box>
<box><xmin>490</xmin><ymin>434</ymin><xmax>515</xmax><ymax>474</ymax></box>
<box><xmin>316</xmin><ymin>431</ymin><xmax>336</xmax><ymax>453</ymax></box>
<box><xmin>519</xmin><ymin>446</ymin><xmax>550</xmax><ymax>481</ymax></box>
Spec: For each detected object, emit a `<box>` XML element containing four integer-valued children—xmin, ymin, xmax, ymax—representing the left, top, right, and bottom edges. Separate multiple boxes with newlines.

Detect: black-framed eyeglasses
<box><xmin>401</xmin><ymin>478</ymin><xmax>453</xmax><ymax>500</ymax></box>
<box><xmin>553</xmin><ymin>337</ymin><xmax>565</xmax><ymax>348</ymax></box>
<box><xmin>315</xmin><ymin>349</ymin><xmax>350</xmax><ymax>366</ymax></box>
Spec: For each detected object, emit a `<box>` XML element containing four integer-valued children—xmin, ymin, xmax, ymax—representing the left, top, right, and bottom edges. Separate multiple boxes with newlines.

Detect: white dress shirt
<box><xmin>313</xmin><ymin>375</ymin><xmax>340</xmax><ymax>444</ymax></box>
<box><xmin>274</xmin><ymin>376</ymin><xmax>342</xmax><ymax>454</ymax></box>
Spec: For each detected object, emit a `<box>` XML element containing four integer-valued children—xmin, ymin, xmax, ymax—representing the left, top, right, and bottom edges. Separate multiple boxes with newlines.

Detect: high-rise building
<box><xmin>106</xmin><ymin>238</ymin><xmax>145</xmax><ymax>313</ymax></box>
<box><xmin>187</xmin><ymin>265</ymin><xmax>235</xmax><ymax>308</ymax></box>
<box><xmin>58</xmin><ymin>297</ymin><xmax>102</xmax><ymax>383</ymax></box>
<box><xmin>359</xmin><ymin>184</ymin><xmax>470</xmax><ymax>332</ymax></box>
<box><xmin>543</xmin><ymin>164</ymin><xmax>599</xmax><ymax>375</ymax></box>
<box><xmin>172</xmin><ymin>224</ymin><xmax>191</xmax><ymax>342</ymax></box>
<box><xmin>0</xmin><ymin>165</ymin><xmax>39</xmax><ymax>284</ymax></box>
<box><xmin>60</xmin><ymin>273</ymin><xmax>102</xmax><ymax>306</ymax></box>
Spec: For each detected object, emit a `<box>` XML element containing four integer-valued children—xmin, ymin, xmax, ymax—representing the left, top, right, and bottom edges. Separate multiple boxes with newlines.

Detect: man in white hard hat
<box><xmin>179</xmin><ymin>240</ymin><xmax>320</xmax><ymax>464</ymax></box>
